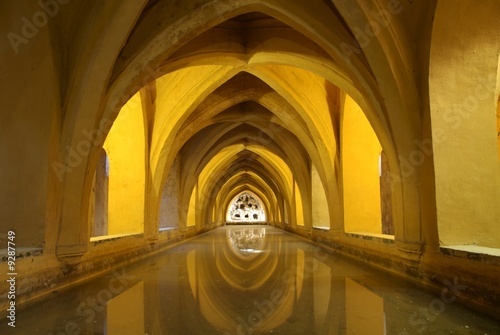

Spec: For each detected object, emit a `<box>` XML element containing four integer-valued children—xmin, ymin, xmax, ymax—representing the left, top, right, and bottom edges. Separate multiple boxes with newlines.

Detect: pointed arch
<box><xmin>226</xmin><ymin>191</ymin><xmax>267</xmax><ymax>223</ymax></box>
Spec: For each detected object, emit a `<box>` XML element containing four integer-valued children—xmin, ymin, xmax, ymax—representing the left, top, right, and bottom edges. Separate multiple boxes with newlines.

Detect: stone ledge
<box><xmin>159</xmin><ymin>227</ymin><xmax>177</xmax><ymax>231</ymax></box>
<box><xmin>345</xmin><ymin>232</ymin><xmax>395</xmax><ymax>244</ymax></box>
<box><xmin>90</xmin><ymin>233</ymin><xmax>144</xmax><ymax>246</ymax></box>
<box><xmin>0</xmin><ymin>247</ymin><xmax>43</xmax><ymax>261</ymax></box>
<box><xmin>313</xmin><ymin>226</ymin><xmax>330</xmax><ymax>231</ymax></box>
<box><xmin>440</xmin><ymin>245</ymin><xmax>500</xmax><ymax>261</ymax></box>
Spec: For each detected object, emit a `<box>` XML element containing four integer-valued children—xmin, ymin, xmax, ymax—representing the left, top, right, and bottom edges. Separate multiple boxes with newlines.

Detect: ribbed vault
<box><xmin>55</xmin><ymin>0</ymin><xmax>423</xmax><ymax>258</ymax></box>
<box><xmin>4</xmin><ymin>0</ymin><xmax>500</xmax><ymax>319</ymax></box>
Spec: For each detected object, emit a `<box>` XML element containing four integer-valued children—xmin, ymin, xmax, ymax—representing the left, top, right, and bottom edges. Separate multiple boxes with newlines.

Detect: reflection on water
<box><xmin>2</xmin><ymin>226</ymin><xmax>499</xmax><ymax>335</ymax></box>
<box><xmin>227</xmin><ymin>227</ymin><xmax>266</xmax><ymax>256</ymax></box>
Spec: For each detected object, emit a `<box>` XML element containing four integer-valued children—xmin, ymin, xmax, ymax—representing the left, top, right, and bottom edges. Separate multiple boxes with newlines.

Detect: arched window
<box><xmin>226</xmin><ymin>191</ymin><xmax>267</xmax><ymax>223</ymax></box>
<box><xmin>342</xmin><ymin>95</ymin><xmax>388</xmax><ymax>236</ymax></box>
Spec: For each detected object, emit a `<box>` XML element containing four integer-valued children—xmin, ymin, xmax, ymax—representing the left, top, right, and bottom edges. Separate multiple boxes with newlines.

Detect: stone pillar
<box><xmin>93</xmin><ymin>150</ymin><xmax>109</xmax><ymax>236</ymax></box>
<box><xmin>380</xmin><ymin>151</ymin><xmax>394</xmax><ymax>235</ymax></box>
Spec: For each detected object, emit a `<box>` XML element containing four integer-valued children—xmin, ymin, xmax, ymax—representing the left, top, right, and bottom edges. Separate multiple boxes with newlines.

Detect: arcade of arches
<box><xmin>1</xmin><ymin>0</ymin><xmax>500</xmax><ymax>317</ymax></box>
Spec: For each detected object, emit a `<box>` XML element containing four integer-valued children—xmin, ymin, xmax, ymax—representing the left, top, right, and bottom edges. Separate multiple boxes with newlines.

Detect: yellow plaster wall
<box><xmin>497</xmin><ymin>57</ymin><xmax>500</xmax><ymax>161</ymax></box>
<box><xmin>187</xmin><ymin>183</ymin><xmax>197</xmax><ymax>227</ymax></box>
<box><xmin>497</xmin><ymin>98</ymin><xmax>500</xmax><ymax>160</ymax></box>
<box><xmin>342</xmin><ymin>95</ymin><xmax>382</xmax><ymax>234</ymax></box>
<box><xmin>294</xmin><ymin>182</ymin><xmax>304</xmax><ymax>226</ymax></box>
<box><xmin>430</xmin><ymin>0</ymin><xmax>500</xmax><ymax>248</ymax></box>
<box><xmin>311</xmin><ymin>163</ymin><xmax>330</xmax><ymax>228</ymax></box>
<box><xmin>103</xmin><ymin>92</ymin><xmax>146</xmax><ymax>235</ymax></box>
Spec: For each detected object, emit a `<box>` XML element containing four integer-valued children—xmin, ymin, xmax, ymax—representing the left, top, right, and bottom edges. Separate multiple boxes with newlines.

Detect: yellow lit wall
<box><xmin>187</xmin><ymin>183</ymin><xmax>198</xmax><ymax>227</ymax></box>
<box><xmin>294</xmin><ymin>181</ymin><xmax>304</xmax><ymax>226</ymax></box>
<box><xmin>103</xmin><ymin>92</ymin><xmax>146</xmax><ymax>235</ymax></box>
<box><xmin>342</xmin><ymin>95</ymin><xmax>382</xmax><ymax>234</ymax></box>
<box><xmin>497</xmin><ymin>97</ymin><xmax>500</xmax><ymax>159</ymax></box>
<box><xmin>430</xmin><ymin>2</ymin><xmax>500</xmax><ymax>248</ymax></box>
<box><xmin>311</xmin><ymin>163</ymin><xmax>330</xmax><ymax>228</ymax></box>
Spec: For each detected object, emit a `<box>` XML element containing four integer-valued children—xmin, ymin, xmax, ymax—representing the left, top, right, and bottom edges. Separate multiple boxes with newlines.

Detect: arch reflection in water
<box><xmin>227</xmin><ymin>227</ymin><xmax>267</xmax><ymax>256</ymax></box>
<box><xmin>3</xmin><ymin>226</ymin><xmax>499</xmax><ymax>335</ymax></box>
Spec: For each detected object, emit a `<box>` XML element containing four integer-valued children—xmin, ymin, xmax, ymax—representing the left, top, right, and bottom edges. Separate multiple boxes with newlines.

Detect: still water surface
<box><xmin>2</xmin><ymin>226</ymin><xmax>500</xmax><ymax>334</ymax></box>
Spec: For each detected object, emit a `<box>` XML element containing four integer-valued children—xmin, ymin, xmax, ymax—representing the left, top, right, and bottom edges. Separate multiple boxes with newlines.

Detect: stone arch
<box><xmin>56</xmin><ymin>0</ymin><xmax>424</xmax><ymax>258</ymax></box>
<box><xmin>219</xmin><ymin>181</ymin><xmax>279</xmax><ymax>224</ymax></box>
<box><xmin>193</xmin><ymin>150</ymin><xmax>294</xmax><ymax>229</ymax></box>
<box><xmin>54</xmin><ymin>1</ymin><xmax>147</xmax><ymax>258</ymax></box>
<box><xmin>101</xmin><ymin>0</ymin><xmax>417</xmax><ymax>244</ymax></box>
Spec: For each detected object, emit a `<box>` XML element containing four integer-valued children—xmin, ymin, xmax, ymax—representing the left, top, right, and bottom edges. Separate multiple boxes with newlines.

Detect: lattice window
<box><xmin>226</xmin><ymin>191</ymin><xmax>266</xmax><ymax>223</ymax></box>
